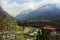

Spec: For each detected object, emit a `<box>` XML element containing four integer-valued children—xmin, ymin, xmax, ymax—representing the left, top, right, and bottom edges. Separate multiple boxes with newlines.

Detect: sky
<box><xmin>1</xmin><ymin>0</ymin><xmax>60</xmax><ymax>17</ymax></box>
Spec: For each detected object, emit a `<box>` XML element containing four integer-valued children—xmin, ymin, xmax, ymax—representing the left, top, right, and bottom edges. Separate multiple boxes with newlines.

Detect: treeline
<box><xmin>17</xmin><ymin>19</ymin><xmax>60</xmax><ymax>30</ymax></box>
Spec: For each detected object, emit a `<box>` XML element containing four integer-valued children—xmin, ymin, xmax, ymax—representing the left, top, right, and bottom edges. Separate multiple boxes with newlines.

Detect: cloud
<box><xmin>1</xmin><ymin>0</ymin><xmax>60</xmax><ymax>17</ymax></box>
<box><xmin>1</xmin><ymin>0</ymin><xmax>39</xmax><ymax>17</ymax></box>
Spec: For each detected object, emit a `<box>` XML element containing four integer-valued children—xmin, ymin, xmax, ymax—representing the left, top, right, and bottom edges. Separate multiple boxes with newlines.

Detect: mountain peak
<box><xmin>15</xmin><ymin>4</ymin><xmax>60</xmax><ymax>21</ymax></box>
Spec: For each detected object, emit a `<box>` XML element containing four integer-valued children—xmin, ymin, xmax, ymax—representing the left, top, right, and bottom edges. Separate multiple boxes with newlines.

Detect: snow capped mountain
<box><xmin>1</xmin><ymin>0</ymin><xmax>60</xmax><ymax>21</ymax></box>
<box><xmin>15</xmin><ymin>4</ymin><xmax>60</xmax><ymax>21</ymax></box>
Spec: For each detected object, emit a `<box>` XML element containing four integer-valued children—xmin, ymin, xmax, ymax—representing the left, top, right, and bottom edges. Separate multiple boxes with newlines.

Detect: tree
<box><xmin>0</xmin><ymin>17</ymin><xmax>20</xmax><ymax>31</ymax></box>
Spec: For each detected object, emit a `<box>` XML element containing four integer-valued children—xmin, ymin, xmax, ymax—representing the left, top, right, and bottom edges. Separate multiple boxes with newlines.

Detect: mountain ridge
<box><xmin>16</xmin><ymin>4</ymin><xmax>60</xmax><ymax>21</ymax></box>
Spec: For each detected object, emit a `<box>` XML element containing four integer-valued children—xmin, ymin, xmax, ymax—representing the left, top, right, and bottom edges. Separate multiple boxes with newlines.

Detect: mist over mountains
<box><xmin>1</xmin><ymin>3</ymin><xmax>60</xmax><ymax>22</ymax></box>
<box><xmin>1</xmin><ymin>0</ymin><xmax>60</xmax><ymax>21</ymax></box>
<box><xmin>16</xmin><ymin>4</ymin><xmax>60</xmax><ymax>21</ymax></box>
<box><xmin>0</xmin><ymin>6</ymin><xmax>13</xmax><ymax>19</ymax></box>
